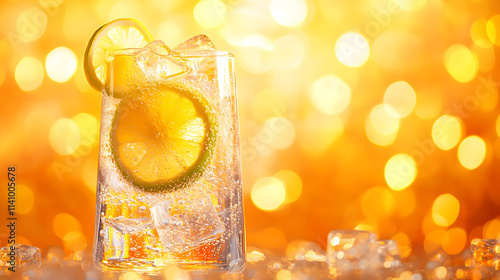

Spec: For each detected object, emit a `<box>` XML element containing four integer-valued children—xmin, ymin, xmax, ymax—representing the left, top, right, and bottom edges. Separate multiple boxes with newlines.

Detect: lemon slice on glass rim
<box><xmin>84</xmin><ymin>18</ymin><xmax>153</xmax><ymax>91</ymax></box>
<box><xmin>84</xmin><ymin>18</ymin><xmax>218</xmax><ymax>192</ymax></box>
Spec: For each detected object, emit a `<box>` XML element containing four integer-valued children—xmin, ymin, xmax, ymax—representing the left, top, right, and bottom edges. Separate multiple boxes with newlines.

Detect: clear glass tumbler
<box><xmin>93</xmin><ymin>37</ymin><xmax>245</xmax><ymax>273</ymax></box>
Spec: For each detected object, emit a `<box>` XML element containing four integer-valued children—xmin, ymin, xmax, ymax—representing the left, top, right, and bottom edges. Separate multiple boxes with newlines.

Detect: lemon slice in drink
<box><xmin>111</xmin><ymin>84</ymin><xmax>218</xmax><ymax>192</ymax></box>
<box><xmin>84</xmin><ymin>18</ymin><xmax>153</xmax><ymax>91</ymax></box>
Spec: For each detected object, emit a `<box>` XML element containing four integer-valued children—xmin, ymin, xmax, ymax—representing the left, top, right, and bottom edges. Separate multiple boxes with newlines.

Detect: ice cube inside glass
<box><xmin>93</xmin><ymin>37</ymin><xmax>245</xmax><ymax>272</ymax></box>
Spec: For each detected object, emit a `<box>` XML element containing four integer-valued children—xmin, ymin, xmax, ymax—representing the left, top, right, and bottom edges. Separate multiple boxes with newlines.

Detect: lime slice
<box><xmin>84</xmin><ymin>18</ymin><xmax>153</xmax><ymax>91</ymax></box>
<box><xmin>111</xmin><ymin>84</ymin><xmax>217</xmax><ymax>192</ymax></box>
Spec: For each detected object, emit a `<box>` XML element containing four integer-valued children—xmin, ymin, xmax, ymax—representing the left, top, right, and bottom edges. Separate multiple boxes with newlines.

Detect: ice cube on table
<box><xmin>327</xmin><ymin>230</ymin><xmax>377</xmax><ymax>277</ymax></box>
<box><xmin>286</xmin><ymin>240</ymin><xmax>326</xmax><ymax>261</ymax></box>
<box><xmin>471</xmin><ymin>238</ymin><xmax>500</xmax><ymax>269</ymax></box>
<box><xmin>151</xmin><ymin>191</ymin><xmax>224</xmax><ymax>252</ymax></box>
<box><xmin>372</xmin><ymin>239</ymin><xmax>402</xmax><ymax>269</ymax></box>
<box><xmin>0</xmin><ymin>244</ymin><xmax>41</xmax><ymax>269</ymax></box>
<box><xmin>174</xmin><ymin>35</ymin><xmax>216</xmax><ymax>51</ymax></box>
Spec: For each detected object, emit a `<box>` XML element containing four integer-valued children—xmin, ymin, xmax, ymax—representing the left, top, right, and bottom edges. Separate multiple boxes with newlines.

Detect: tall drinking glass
<box><xmin>93</xmin><ymin>37</ymin><xmax>245</xmax><ymax>273</ymax></box>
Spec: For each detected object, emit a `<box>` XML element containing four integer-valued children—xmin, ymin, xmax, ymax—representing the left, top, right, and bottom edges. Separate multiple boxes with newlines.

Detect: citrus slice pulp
<box><xmin>111</xmin><ymin>84</ymin><xmax>218</xmax><ymax>192</ymax></box>
<box><xmin>84</xmin><ymin>18</ymin><xmax>153</xmax><ymax>91</ymax></box>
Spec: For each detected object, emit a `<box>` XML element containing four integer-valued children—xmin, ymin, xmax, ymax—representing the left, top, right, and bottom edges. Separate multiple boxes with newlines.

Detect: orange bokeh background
<box><xmin>1</xmin><ymin>0</ymin><xmax>500</xmax><ymax>259</ymax></box>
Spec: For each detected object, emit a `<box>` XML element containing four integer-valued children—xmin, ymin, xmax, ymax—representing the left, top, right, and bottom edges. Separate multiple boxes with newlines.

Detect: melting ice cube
<box><xmin>102</xmin><ymin>216</ymin><xmax>154</xmax><ymax>235</ymax></box>
<box><xmin>327</xmin><ymin>230</ymin><xmax>377</xmax><ymax>274</ymax></box>
<box><xmin>174</xmin><ymin>34</ymin><xmax>216</xmax><ymax>51</ymax></box>
<box><xmin>135</xmin><ymin>40</ymin><xmax>189</xmax><ymax>80</ymax></box>
<box><xmin>151</xmin><ymin>191</ymin><xmax>224</xmax><ymax>252</ymax></box>
<box><xmin>0</xmin><ymin>244</ymin><xmax>41</xmax><ymax>269</ymax></box>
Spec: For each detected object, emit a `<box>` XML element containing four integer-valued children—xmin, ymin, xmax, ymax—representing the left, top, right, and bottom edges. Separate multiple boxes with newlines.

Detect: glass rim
<box><xmin>106</xmin><ymin>48</ymin><xmax>234</xmax><ymax>59</ymax></box>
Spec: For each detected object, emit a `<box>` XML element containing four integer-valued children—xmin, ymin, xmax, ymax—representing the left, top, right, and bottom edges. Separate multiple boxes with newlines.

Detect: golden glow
<box><xmin>444</xmin><ymin>44</ymin><xmax>478</xmax><ymax>83</ymax></box>
<box><xmin>109</xmin><ymin>0</ymin><xmax>144</xmax><ymax>21</ymax></box>
<box><xmin>45</xmin><ymin>47</ymin><xmax>78</xmax><ymax>83</ymax></box>
<box><xmin>458</xmin><ymin>136</ymin><xmax>486</xmax><ymax>170</ymax></box>
<box><xmin>383</xmin><ymin>81</ymin><xmax>417</xmax><ymax>118</ymax></box>
<box><xmin>270</xmin><ymin>0</ymin><xmax>308</xmax><ymax>28</ymax></box>
<box><xmin>53</xmin><ymin>213</ymin><xmax>82</xmax><ymax>239</ymax></box>
<box><xmin>274</xmin><ymin>169</ymin><xmax>302</xmax><ymax>203</ymax></box>
<box><xmin>157</xmin><ymin>20</ymin><xmax>183</xmax><ymax>46</ymax></box>
<box><xmin>335</xmin><ymin>32</ymin><xmax>370</xmax><ymax>68</ymax></box>
<box><xmin>15</xmin><ymin>56</ymin><xmax>44</xmax><ymax>92</ymax></box>
<box><xmin>432</xmin><ymin>115</ymin><xmax>462</xmax><ymax>151</ymax></box>
<box><xmin>361</xmin><ymin>187</ymin><xmax>395</xmax><ymax>219</ymax></box>
<box><xmin>49</xmin><ymin>118</ymin><xmax>81</xmax><ymax>155</ymax></box>
<box><xmin>62</xmin><ymin>231</ymin><xmax>87</xmax><ymax>252</ymax></box>
<box><xmin>251</xmin><ymin>177</ymin><xmax>286</xmax><ymax>211</ymax></box>
<box><xmin>398</xmin><ymin>0</ymin><xmax>427</xmax><ymax>11</ymax></box>
<box><xmin>250</xmin><ymin>89</ymin><xmax>286</xmax><ymax>122</ymax></box>
<box><xmin>442</xmin><ymin>227</ymin><xmax>467</xmax><ymax>255</ymax></box>
<box><xmin>263</xmin><ymin>117</ymin><xmax>296</xmax><ymax>150</ymax></box>
<box><xmin>487</xmin><ymin>15</ymin><xmax>500</xmax><ymax>45</ymax></box>
<box><xmin>273</xmin><ymin>35</ymin><xmax>307</xmax><ymax>70</ymax></box>
<box><xmin>393</xmin><ymin>189</ymin><xmax>417</xmax><ymax>217</ymax></box>
<box><xmin>471</xmin><ymin>19</ymin><xmax>494</xmax><ymax>48</ymax></box>
<box><xmin>16</xmin><ymin>184</ymin><xmax>35</xmax><ymax>215</ymax></box>
<box><xmin>16</xmin><ymin>8</ymin><xmax>48</xmax><ymax>42</ymax></box>
<box><xmin>385</xmin><ymin>154</ymin><xmax>417</xmax><ymax>191</ymax></box>
<box><xmin>432</xmin><ymin>194</ymin><xmax>460</xmax><ymax>227</ymax></box>
<box><xmin>310</xmin><ymin>75</ymin><xmax>351</xmax><ymax>115</ymax></box>
<box><xmin>297</xmin><ymin>112</ymin><xmax>344</xmax><ymax>157</ymax></box>
<box><xmin>193</xmin><ymin>0</ymin><xmax>226</xmax><ymax>29</ymax></box>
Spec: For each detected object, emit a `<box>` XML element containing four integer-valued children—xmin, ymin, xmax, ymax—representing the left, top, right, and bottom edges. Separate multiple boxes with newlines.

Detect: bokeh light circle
<box><xmin>15</xmin><ymin>56</ymin><xmax>44</xmax><ymax>92</ymax></box>
<box><xmin>471</xmin><ymin>19</ymin><xmax>494</xmax><ymax>48</ymax></box>
<box><xmin>385</xmin><ymin>153</ymin><xmax>417</xmax><ymax>191</ymax></box>
<box><xmin>383</xmin><ymin>81</ymin><xmax>417</xmax><ymax>118</ymax></box>
<box><xmin>251</xmin><ymin>177</ymin><xmax>286</xmax><ymax>211</ymax></box>
<box><xmin>458</xmin><ymin>135</ymin><xmax>486</xmax><ymax>170</ymax></box>
<box><xmin>274</xmin><ymin>170</ymin><xmax>302</xmax><ymax>203</ymax></box>
<box><xmin>442</xmin><ymin>227</ymin><xmax>467</xmax><ymax>255</ymax></box>
<box><xmin>193</xmin><ymin>0</ymin><xmax>226</xmax><ymax>29</ymax></box>
<box><xmin>53</xmin><ymin>213</ymin><xmax>82</xmax><ymax>239</ymax></box>
<box><xmin>270</xmin><ymin>0</ymin><xmax>308</xmax><ymax>28</ymax></box>
<box><xmin>335</xmin><ymin>32</ymin><xmax>370</xmax><ymax>67</ymax></box>
<box><xmin>45</xmin><ymin>46</ymin><xmax>78</xmax><ymax>83</ymax></box>
<box><xmin>369</xmin><ymin>104</ymin><xmax>400</xmax><ymax>135</ymax></box>
<box><xmin>16</xmin><ymin>184</ymin><xmax>35</xmax><ymax>215</ymax></box>
<box><xmin>444</xmin><ymin>44</ymin><xmax>478</xmax><ymax>83</ymax></box>
<box><xmin>309</xmin><ymin>75</ymin><xmax>351</xmax><ymax>115</ymax></box>
<box><xmin>263</xmin><ymin>116</ymin><xmax>296</xmax><ymax>150</ymax></box>
<box><xmin>432</xmin><ymin>194</ymin><xmax>460</xmax><ymax>227</ymax></box>
<box><xmin>432</xmin><ymin>115</ymin><xmax>462</xmax><ymax>151</ymax></box>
